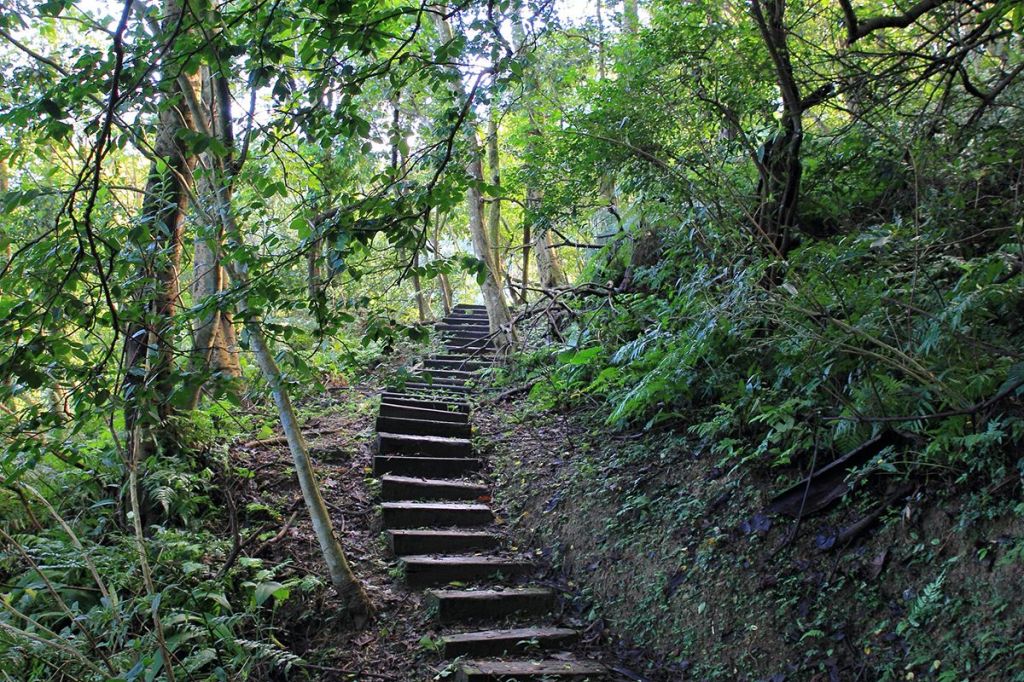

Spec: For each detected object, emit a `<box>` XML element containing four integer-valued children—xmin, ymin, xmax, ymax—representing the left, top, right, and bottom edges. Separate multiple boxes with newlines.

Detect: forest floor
<box><xmin>226</xmin><ymin>362</ymin><xmax>664</xmax><ymax>680</ymax></box>
<box><xmin>225</xmin><ymin>378</ymin><xmax>441</xmax><ymax>681</ymax></box>
<box><xmin>211</xmin><ymin>361</ymin><xmax>1024</xmax><ymax>681</ymax></box>
<box><xmin>474</xmin><ymin>395</ymin><xmax>1024</xmax><ymax>681</ymax></box>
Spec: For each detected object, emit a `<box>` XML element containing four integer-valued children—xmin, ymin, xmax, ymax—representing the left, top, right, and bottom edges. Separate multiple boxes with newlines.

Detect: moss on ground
<box><xmin>478</xmin><ymin>399</ymin><xmax>1024</xmax><ymax>681</ymax></box>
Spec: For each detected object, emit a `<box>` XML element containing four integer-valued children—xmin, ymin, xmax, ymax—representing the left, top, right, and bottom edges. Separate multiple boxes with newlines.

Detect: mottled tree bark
<box><xmin>486</xmin><ymin>107</ymin><xmax>503</xmax><ymax>287</ymax></box>
<box><xmin>123</xmin><ymin>0</ymin><xmax>196</xmax><ymax>463</ymax></box>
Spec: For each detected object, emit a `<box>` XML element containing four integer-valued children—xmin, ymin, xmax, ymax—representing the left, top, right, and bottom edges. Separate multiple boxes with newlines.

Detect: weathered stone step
<box><xmin>453</xmin><ymin>303</ymin><xmax>487</xmax><ymax>311</ymax></box>
<box><xmin>426</xmin><ymin>358</ymin><xmax>490</xmax><ymax>371</ymax></box>
<box><xmin>381</xmin><ymin>474</ymin><xmax>487</xmax><ymax>501</ymax></box>
<box><xmin>380</xmin><ymin>393</ymin><xmax>469</xmax><ymax>413</ymax></box>
<box><xmin>376</xmin><ymin>415</ymin><xmax>472</xmax><ymax>439</ymax></box>
<box><xmin>441</xmin><ymin>627</ymin><xmax>579</xmax><ymax>658</ymax></box>
<box><xmin>426</xmin><ymin>587</ymin><xmax>556</xmax><ymax>623</ymax></box>
<box><xmin>379</xmin><ymin>402</ymin><xmax>469</xmax><ymax>424</ymax></box>
<box><xmin>373</xmin><ymin>455</ymin><xmax>481</xmax><ymax>478</ymax></box>
<box><xmin>389</xmin><ymin>529</ymin><xmax>500</xmax><ymax>555</ymax></box>
<box><xmin>402</xmin><ymin>555</ymin><xmax>533</xmax><ymax>588</ymax></box>
<box><xmin>378</xmin><ymin>432</ymin><xmax>472</xmax><ymax>458</ymax></box>
<box><xmin>456</xmin><ymin>659</ymin><xmax>608</xmax><ymax>681</ymax></box>
<box><xmin>381</xmin><ymin>502</ymin><xmax>492</xmax><ymax>529</ymax></box>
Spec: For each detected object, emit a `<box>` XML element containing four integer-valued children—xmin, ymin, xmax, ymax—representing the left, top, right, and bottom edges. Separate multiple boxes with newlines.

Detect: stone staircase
<box><xmin>373</xmin><ymin>303</ymin><xmax>609</xmax><ymax>681</ymax></box>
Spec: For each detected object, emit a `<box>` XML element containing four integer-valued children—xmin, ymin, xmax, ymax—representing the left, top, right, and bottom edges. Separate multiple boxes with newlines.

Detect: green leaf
<box><xmin>255</xmin><ymin>580</ymin><xmax>290</xmax><ymax>606</ymax></box>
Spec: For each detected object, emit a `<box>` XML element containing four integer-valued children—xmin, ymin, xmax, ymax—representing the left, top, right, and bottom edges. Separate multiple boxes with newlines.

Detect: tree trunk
<box><xmin>179</xmin><ymin>64</ymin><xmax>372</xmax><ymax>621</ymax></box>
<box><xmin>432</xmin><ymin>11</ymin><xmax>514</xmax><ymax>347</ymax></box>
<box><xmin>514</xmin><ymin>14</ymin><xmax>567</xmax><ymax>294</ymax></box>
<box><xmin>188</xmin><ymin>229</ymin><xmax>241</xmax><ymax>409</ymax></box>
<box><xmin>623</xmin><ymin>0</ymin><xmax>640</xmax><ymax>34</ymax></box>
<box><xmin>750</xmin><ymin>0</ymin><xmax>803</xmax><ymax>259</ymax></box>
<box><xmin>411</xmin><ymin>249</ymin><xmax>430</xmax><ymax>322</ymax></box>
<box><xmin>430</xmin><ymin>211</ymin><xmax>453</xmax><ymax>314</ymax></box>
<box><xmin>533</xmin><ymin>216</ymin><xmax>568</xmax><ymax>289</ymax></box>
<box><xmin>486</xmin><ymin>107</ymin><xmax>503</xmax><ymax>286</ymax></box>
<box><xmin>123</xmin><ymin>1</ymin><xmax>196</xmax><ymax>463</ymax></box>
<box><xmin>466</xmin><ymin>138</ymin><xmax>515</xmax><ymax>346</ymax></box>
<box><xmin>520</xmin><ymin>219</ymin><xmax>530</xmax><ymax>304</ymax></box>
<box><xmin>243</xmin><ymin>311</ymin><xmax>372</xmax><ymax>622</ymax></box>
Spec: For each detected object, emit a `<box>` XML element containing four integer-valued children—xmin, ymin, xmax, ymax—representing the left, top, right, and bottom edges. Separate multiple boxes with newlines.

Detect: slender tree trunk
<box><xmin>411</xmin><ymin>250</ymin><xmax>430</xmax><ymax>322</ymax></box>
<box><xmin>0</xmin><ymin>159</ymin><xmax>9</xmax><ymax>265</ymax></box>
<box><xmin>750</xmin><ymin>0</ymin><xmax>803</xmax><ymax>258</ymax></box>
<box><xmin>433</xmin><ymin>11</ymin><xmax>514</xmax><ymax>346</ymax></box>
<box><xmin>520</xmin><ymin>219</ymin><xmax>530</xmax><ymax>304</ymax></box>
<box><xmin>623</xmin><ymin>0</ymin><xmax>639</xmax><ymax>34</ymax></box>
<box><xmin>514</xmin><ymin>14</ymin><xmax>567</xmax><ymax>294</ymax></box>
<box><xmin>533</xmin><ymin>215</ymin><xmax>567</xmax><ymax>289</ymax></box>
<box><xmin>431</xmin><ymin>211</ymin><xmax>453</xmax><ymax>314</ymax></box>
<box><xmin>486</xmin><ymin>107</ymin><xmax>503</xmax><ymax>286</ymax></box>
<box><xmin>466</xmin><ymin>136</ymin><xmax>514</xmax><ymax>346</ymax></box>
<box><xmin>179</xmin><ymin>64</ymin><xmax>372</xmax><ymax>621</ymax></box>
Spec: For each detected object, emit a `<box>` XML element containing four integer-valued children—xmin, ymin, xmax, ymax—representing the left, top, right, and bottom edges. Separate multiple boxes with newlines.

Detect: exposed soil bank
<box><xmin>476</xmin><ymin>396</ymin><xmax>1024</xmax><ymax>681</ymax></box>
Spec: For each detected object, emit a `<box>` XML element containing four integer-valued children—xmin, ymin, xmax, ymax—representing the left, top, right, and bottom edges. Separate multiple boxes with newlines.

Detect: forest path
<box><xmin>372</xmin><ymin>303</ymin><xmax>611</xmax><ymax>681</ymax></box>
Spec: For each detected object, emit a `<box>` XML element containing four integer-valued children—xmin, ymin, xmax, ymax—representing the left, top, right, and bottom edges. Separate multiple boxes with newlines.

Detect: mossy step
<box><xmin>426</xmin><ymin>358</ymin><xmax>491</xmax><ymax>371</ymax></box>
<box><xmin>389</xmin><ymin>529</ymin><xmax>500</xmax><ymax>555</ymax></box>
<box><xmin>401</xmin><ymin>555</ymin><xmax>533</xmax><ymax>588</ymax></box>
<box><xmin>414</xmin><ymin>368</ymin><xmax>480</xmax><ymax>381</ymax></box>
<box><xmin>378</xmin><ymin>432</ymin><xmax>473</xmax><ymax>458</ymax></box>
<box><xmin>379</xmin><ymin>393</ymin><xmax>469</xmax><ymax>413</ymax></box>
<box><xmin>381</xmin><ymin>474</ymin><xmax>488</xmax><ymax>501</ymax></box>
<box><xmin>376</xmin><ymin>415</ymin><xmax>472</xmax><ymax>439</ymax></box>
<box><xmin>455</xmin><ymin>659</ymin><xmax>608</xmax><ymax>681</ymax></box>
<box><xmin>396</xmin><ymin>382</ymin><xmax>473</xmax><ymax>395</ymax></box>
<box><xmin>381</xmin><ymin>502</ymin><xmax>493</xmax><ymax>529</ymax></box>
<box><xmin>379</xmin><ymin>402</ymin><xmax>469</xmax><ymax>424</ymax></box>
<box><xmin>441</xmin><ymin>627</ymin><xmax>578</xmax><ymax>658</ymax></box>
<box><xmin>437</xmin><ymin>325</ymin><xmax>492</xmax><ymax>337</ymax></box>
<box><xmin>373</xmin><ymin>456</ymin><xmax>481</xmax><ymax>478</ymax></box>
<box><xmin>426</xmin><ymin>587</ymin><xmax>556</xmax><ymax>623</ymax></box>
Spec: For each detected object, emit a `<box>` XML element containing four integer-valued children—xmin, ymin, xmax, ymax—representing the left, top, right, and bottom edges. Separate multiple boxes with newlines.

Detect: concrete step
<box><xmin>376</xmin><ymin>415</ymin><xmax>472</xmax><ymax>439</ymax></box>
<box><xmin>378</xmin><ymin>432</ymin><xmax>473</xmax><ymax>458</ymax></box>
<box><xmin>381</xmin><ymin>502</ymin><xmax>493</xmax><ymax>529</ymax></box>
<box><xmin>380</xmin><ymin>393</ymin><xmax>469</xmax><ymax>413</ymax></box>
<box><xmin>379</xmin><ymin>402</ymin><xmax>469</xmax><ymax>424</ymax></box>
<box><xmin>381</xmin><ymin>475</ymin><xmax>487</xmax><ymax>501</ymax></box>
<box><xmin>453</xmin><ymin>304</ymin><xmax>487</xmax><ymax>311</ymax></box>
<box><xmin>401</xmin><ymin>555</ymin><xmax>533</xmax><ymax>588</ymax></box>
<box><xmin>456</xmin><ymin>659</ymin><xmax>608</xmax><ymax>681</ymax></box>
<box><xmin>389</xmin><ymin>529</ymin><xmax>500</xmax><ymax>555</ymax></box>
<box><xmin>426</xmin><ymin>587</ymin><xmax>556</xmax><ymax>623</ymax></box>
<box><xmin>373</xmin><ymin>455</ymin><xmax>481</xmax><ymax>478</ymax></box>
<box><xmin>441</xmin><ymin>627</ymin><xmax>579</xmax><ymax>658</ymax></box>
